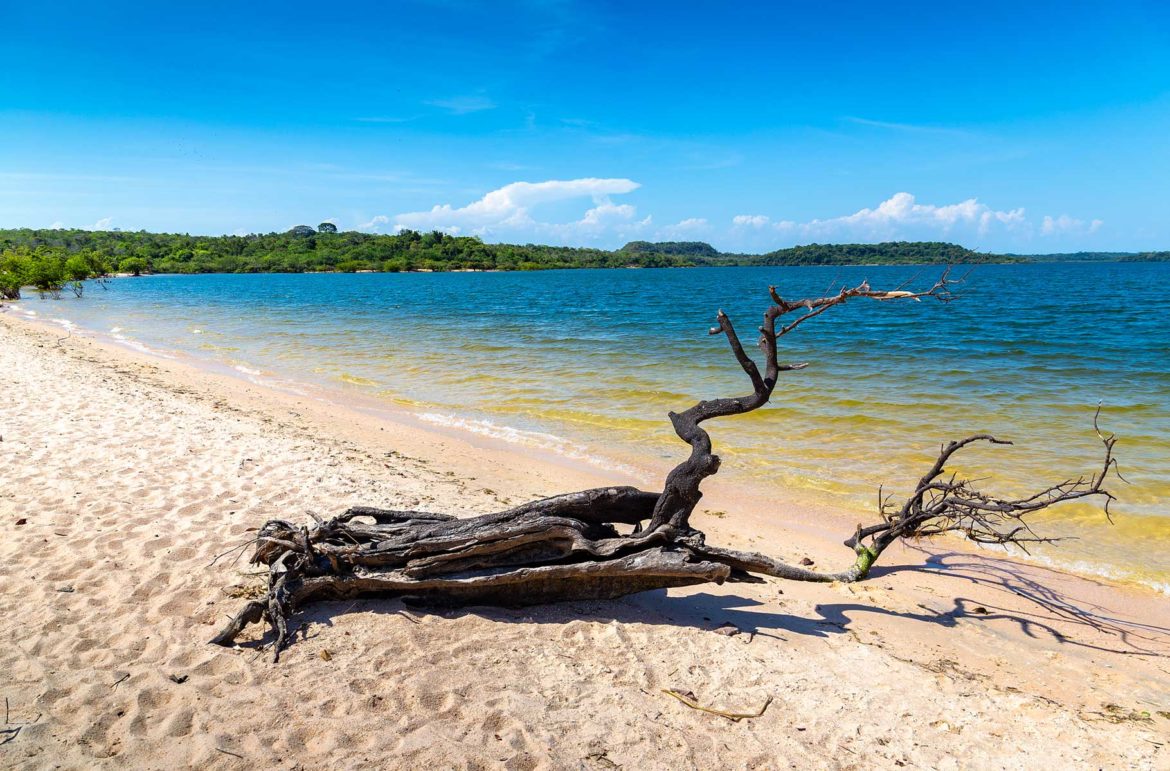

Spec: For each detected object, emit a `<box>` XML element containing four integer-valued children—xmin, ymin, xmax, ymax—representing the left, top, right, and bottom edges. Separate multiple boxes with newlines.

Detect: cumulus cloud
<box><xmin>387</xmin><ymin>178</ymin><xmax>644</xmax><ymax>243</ymax></box>
<box><xmin>539</xmin><ymin>202</ymin><xmax>652</xmax><ymax>242</ymax></box>
<box><xmin>362</xmin><ymin>188</ymin><xmax>1101</xmax><ymax>250</ymax></box>
<box><xmin>728</xmin><ymin>193</ymin><xmax>1104</xmax><ymax>250</ymax></box>
<box><xmin>89</xmin><ymin>217</ymin><xmax>113</xmax><ymax>231</ymax></box>
<box><xmin>657</xmin><ymin>217</ymin><xmax>710</xmax><ymax>239</ymax></box>
<box><xmin>732</xmin><ymin>214</ymin><xmax>770</xmax><ymax>228</ymax></box>
<box><xmin>359</xmin><ymin>215</ymin><xmax>391</xmax><ymax>232</ymax></box>
<box><xmin>778</xmin><ymin>192</ymin><xmax>1026</xmax><ymax>240</ymax></box>
<box><xmin>1041</xmin><ymin>214</ymin><xmax>1104</xmax><ymax>236</ymax></box>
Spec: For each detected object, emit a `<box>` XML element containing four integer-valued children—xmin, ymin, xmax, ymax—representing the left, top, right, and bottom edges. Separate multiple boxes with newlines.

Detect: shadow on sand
<box><xmin>228</xmin><ymin>549</ymin><xmax>1169</xmax><ymax>660</ymax></box>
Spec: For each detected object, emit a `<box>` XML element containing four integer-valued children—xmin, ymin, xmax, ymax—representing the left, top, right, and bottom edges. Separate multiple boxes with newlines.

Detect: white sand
<box><xmin>2</xmin><ymin>309</ymin><xmax>1168</xmax><ymax>770</ymax></box>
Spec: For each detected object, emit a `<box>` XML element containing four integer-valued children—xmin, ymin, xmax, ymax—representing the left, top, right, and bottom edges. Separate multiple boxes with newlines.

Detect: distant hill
<box><xmin>618</xmin><ymin>240</ymin><xmax>1024</xmax><ymax>266</ymax></box>
<box><xmin>747</xmin><ymin>241</ymin><xmax>1010</xmax><ymax>266</ymax></box>
<box><xmin>619</xmin><ymin>241</ymin><xmax>721</xmax><ymax>258</ymax></box>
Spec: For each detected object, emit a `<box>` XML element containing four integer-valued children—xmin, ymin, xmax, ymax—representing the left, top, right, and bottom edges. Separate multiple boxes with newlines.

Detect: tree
<box><xmin>119</xmin><ymin>256</ymin><xmax>148</xmax><ymax>276</ymax></box>
<box><xmin>0</xmin><ymin>248</ymin><xmax>31</xmax><ymax>300</ymax></box>
<box><xmin>64</xmin><ymin>254</ymin><xmax>91</xmax><ymax>295</ymax></box>
<box><xmin>64</xmin><ymin>254</ymin><xmax>90</xmax><ymax>280</ymax></box>
<box><xmin>26</xmin><ymin>252</ymin><xmax>65</xmax><ymax>298</ymax></box>
<box><xmin>288</xmin><ymin>225</ymin><xmax>317</xmax><ymax>238</ymax></box>
<box><xmin>211</xmin><ymin>273</ymin><xmax>1120</xmax><ymax>660</ymax></box>
<box><xmin>317</xmin><ymin>222</ymin><xmax>338</xmax><ymax>234</ymax></box>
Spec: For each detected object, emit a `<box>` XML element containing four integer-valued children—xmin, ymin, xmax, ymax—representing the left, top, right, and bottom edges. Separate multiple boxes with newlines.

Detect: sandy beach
<box><xmin>2</xmin><ymin>307</ymin><xmax>1169</xmax><ymax>770</ymax></box>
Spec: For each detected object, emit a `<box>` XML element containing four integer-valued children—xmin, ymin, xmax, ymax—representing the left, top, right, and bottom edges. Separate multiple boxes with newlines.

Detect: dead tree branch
<box><xmin>211</xmin><ymin>271</ymin><xmax>1118</xmax><ymax>660</ymax></box>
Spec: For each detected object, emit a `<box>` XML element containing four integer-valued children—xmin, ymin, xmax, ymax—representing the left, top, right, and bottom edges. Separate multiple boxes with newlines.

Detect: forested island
<box><xmin>2</xmin><ymin>224</ymin><xmax>1167</xmax><ymax>299</ymax></box>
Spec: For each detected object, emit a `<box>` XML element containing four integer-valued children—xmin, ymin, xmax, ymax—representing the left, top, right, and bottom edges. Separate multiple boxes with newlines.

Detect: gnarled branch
<box><xmin>210</xmin><ymin>272</ymin><xmax>1118</xmax><ymax>660</ymax></box>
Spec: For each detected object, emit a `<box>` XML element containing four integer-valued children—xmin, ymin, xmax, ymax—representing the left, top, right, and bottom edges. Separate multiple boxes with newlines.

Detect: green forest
<box><xmin>2</xmin><ymin>224</ymin><xmax>1167</xmax><ymax>300</ymax></box>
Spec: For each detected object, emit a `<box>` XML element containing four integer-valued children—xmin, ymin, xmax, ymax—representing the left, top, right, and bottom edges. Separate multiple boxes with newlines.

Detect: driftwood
<box><xmin>211</xmin><ymin>272</ymin><xmax>1120</xmax><ymax>660</ymax></box>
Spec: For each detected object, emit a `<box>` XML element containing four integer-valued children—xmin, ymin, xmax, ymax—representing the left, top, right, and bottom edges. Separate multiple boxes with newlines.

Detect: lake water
<box><xmin>14</xmin><ymin>263</ymin><xmax>1170</xmax><ymax>591</ymax></box>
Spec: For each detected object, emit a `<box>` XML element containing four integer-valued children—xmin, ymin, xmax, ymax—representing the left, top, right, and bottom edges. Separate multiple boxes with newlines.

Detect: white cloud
<box><xmin>49</xmin><ymin>221</ymin><xmax>65</xmax><ymax>229</ymax></box>
<box><xmin>657</xmin><ymin>217</ymin><xmax>710</xmax><ymax>239</ymax></box>
<box><xmin>795</xmin><ymin>193</ymin><xmax>1024</xmax><ymax>238</ymax></box>
<box><xmin>577</xmin><ymin>202</ymin><xmax>636</xmax><ymax>228</ymax></box>
<box><xmin>538</xmin><ymin>202</ymin><xmax>652</xmax><ymax>242</ymax></box>
<box><xmin>769</xmin><ymin>192</ymin><xmax>1027</xmax><ymax>241</ymax></box>
<box><xmin>89</xmin><ymin>217</ymin><xmax>113</xmax><ymax>231</ymax></box>
<box><xmin>1041</xmin><ymin>214</ymin><xmax>1104</xmax><ymax>236</ymax></box>
<box><xmin>732</xmin><ymin>214</ymin><xmax>770</xmax><ymax>228</ymax></box>
<box><xmin>388</xmin><ymin>178</ymin><xmax>642</xmax><ymax>243</ymax></box>
<box><xmin>362</xmin><ymin>188</ymin><xmax>1100</xmax><ymax>251</ymax></box>
<box><xmin>426</xmin><ymin>95</ymin><xmax>496</xmax><ymax>114</ymax></box>
<box><xmin>727</xmin><ymin>193</ymin><xmax>1104</xmax><ymax>251</ymax></box>
<box><xmin>359</xmin><ymin>215</ymin><xmax>391</xmax><ymax>232</ymax></box>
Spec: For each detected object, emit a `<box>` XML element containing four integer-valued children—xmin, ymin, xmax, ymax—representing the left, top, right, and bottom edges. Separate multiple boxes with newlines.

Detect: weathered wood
<box><xmin>211</xmin><ymin>275</ymin><xmax>1119</xmax><ymax>660</ymax></box>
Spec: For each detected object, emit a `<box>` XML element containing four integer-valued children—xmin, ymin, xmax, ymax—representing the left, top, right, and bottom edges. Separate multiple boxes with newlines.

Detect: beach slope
<box><xmin>1</xmin><ymin>312</ymin><xmax>1168</xmax><ymax>769</ymax></box>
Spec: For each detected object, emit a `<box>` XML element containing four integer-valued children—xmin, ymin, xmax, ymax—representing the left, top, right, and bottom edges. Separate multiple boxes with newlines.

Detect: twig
<box><xmin>0</xmin><ymin>726</ymin><xmax>20</xmax><ymax>746</ymax></box>
<box><xmin>111</xmin><ymin>673</ymin><xmax>130</xmax><ymax>689</ymax></box>
<box><xmin>661</xmin><ymin>690</ymin><xmax>773</xmax><ymax>722</ymax></box>
<box><xmin>207</xmin><ymin>537</ymin><xmax>259</xmax><ymax>568</ymax></box>
<box><xmin>216</xmin><ymin>747</ymin><xmax>245</xmax><ymax>759</ymax></box>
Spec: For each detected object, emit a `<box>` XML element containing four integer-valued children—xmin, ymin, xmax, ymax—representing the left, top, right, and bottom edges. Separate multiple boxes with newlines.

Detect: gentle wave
<box><xmin>417</xmin><ymin>412</ymin><xmax>644</xmax><ymax>478</ymax></box>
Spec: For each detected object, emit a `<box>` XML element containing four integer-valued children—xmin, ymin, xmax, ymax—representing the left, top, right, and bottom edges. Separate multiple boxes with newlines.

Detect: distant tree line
<box><xmin>1</xmin><ymin>226</ymin><xmax>1165</xmax><ymax>298</ymax></box>
<box><xmin>0</xmin><ymin>226</ymin><xmax>697</xmax><ymax>281</ymax></box>
<box><xmin>737</xmin><ymin>241</ymin><xmax>1008</xmax><ymax>266</ymax></box>
<box><xmin>621</xmin><ymin>240</ymin><xmax>722</xmax><ymax>258</ymax></box>
<box><xmin>1004</xmin><ymin>250</ymin><xmax>1170</xmax><ymax>262</ymax></box>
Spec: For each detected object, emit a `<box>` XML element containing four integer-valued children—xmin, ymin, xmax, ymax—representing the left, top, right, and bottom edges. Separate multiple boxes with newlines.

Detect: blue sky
<box><xmin>2</xmin><ymin>0</ymin><xmax>1169</xmax><ymax>252</ymax></box>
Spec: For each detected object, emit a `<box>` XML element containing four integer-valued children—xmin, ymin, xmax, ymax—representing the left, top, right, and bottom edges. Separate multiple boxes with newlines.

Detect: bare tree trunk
<box><xmin>212</xmin><ymin>273</ymin><xmax>1119</xmax><ymax>660</ymax></box>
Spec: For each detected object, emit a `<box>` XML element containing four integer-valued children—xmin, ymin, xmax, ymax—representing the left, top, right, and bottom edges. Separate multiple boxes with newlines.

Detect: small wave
<box><xmin>108</xmin><ymin>330</ymin><xmax>177</xmax><ymax>359</ymax></box>
<box><xmin>963</xmin><ymin>537</ymin><xmax>1170</xmax><ymax>596</ymax></box>
<box><xmin>1037</xmin><ymin>556</ymin><xmax>1170</xmax><ymax>597</ymax></box>
<box><xmin>227</xmin><ymin>362</ymin><xmax>311</xmax><ymax>395</ymax></box>
<box><xmin>417</xmin><ymin>412</ymin><xmax>642</xmax><ymax>477</ymax></box>
<box><xmin>338</xmin><ymin>373</ymin><xmax>379</xmax><ymax>387</ymax></box>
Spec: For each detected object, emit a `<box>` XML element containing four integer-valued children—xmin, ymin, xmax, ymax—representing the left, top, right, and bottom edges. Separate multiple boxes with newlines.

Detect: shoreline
<box><xmin>2</xmin><ymin>305</ymin><xmax>1169</xmax><ymax>767</ymax></box>
<box><xmin>6</xmin><ymin>294</ymin><xmax>1168</xmax><ymax>598</ymax></box>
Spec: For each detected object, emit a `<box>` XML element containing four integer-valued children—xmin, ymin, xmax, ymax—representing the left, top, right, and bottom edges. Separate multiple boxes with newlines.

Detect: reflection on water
<box><xmin>17</xmin><ymin>263</ymin><xmax>1170</xmax><ymax>591</ymax></box>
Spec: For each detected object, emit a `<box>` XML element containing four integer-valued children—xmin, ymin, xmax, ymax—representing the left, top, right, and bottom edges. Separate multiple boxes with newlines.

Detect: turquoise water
<box><xmin>15</xmin><ymin>263</ymin><xmax>1170</xmax><ymax>590</ymax></box>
